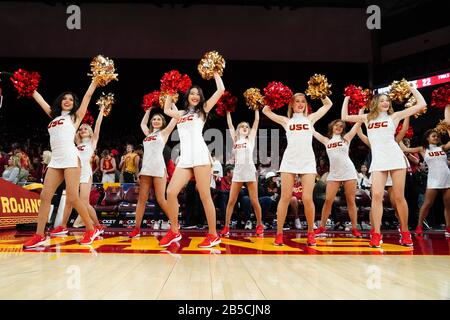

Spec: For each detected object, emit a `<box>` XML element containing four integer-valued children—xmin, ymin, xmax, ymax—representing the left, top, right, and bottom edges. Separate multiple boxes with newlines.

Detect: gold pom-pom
<box><xmin>388</xmin><ymin>79</ymin><xmax>411</xmax><ymax>103</ymax></box>
<box><xmin>305</xmin><ymin>74</ymin><xmax>332</xmax><ymax>100</ymax></box>
<box><xmin>435</xmin><ymin>120</ymin><xmax>450</xmax><ymax>135</ymax></box>
<box><xmin>159</xmin><ymin>91</ymin><xmax>179</xmax><ymax>108</ymax></box>
<box><xmin>96</xmin><ymin>92</ymin><xmax>115</xmax><ymax>116</ymax></box>
<box><xmin>404</xmin><ymin>95</ymin><xmax>427</xmax><ymax>118</ymax></box>
<box><xmin>243</xmin><ymin>88</ymin><xmax>264</xmax><ymax>110</ymax></box>
<box><xmin>88</xmin><ymin>55</ymin><xmax>118</xmax><ymax>87</ymax></box>
<box><xmin>197</xmin><ymin>51</ymin><xmax>225</xmax><ymax>80</ymax></box>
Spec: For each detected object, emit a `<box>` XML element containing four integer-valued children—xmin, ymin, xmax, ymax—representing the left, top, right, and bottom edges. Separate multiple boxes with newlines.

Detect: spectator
<box><xmin>290</xmin><ymin>176</ymin><xmax>303</xmax><ymax>229</ymax></box>
<box><xmin>100</xmin><ymin>149</ymin><xmax>116</xmax><ymax>183</ymax></box>
<box><xmin>119</xmin><ymin>144</ymin><xmax>139</xmax><ymax>183</ymax></box>
<box><xmin>357</xmin><ymin>164</ymin><xmax>371</xmax><ymax>190</ymax></box>
<box><xmin>1</xmin><ymin>155</ymin><xmax>21</xmax><ymax>184</ymax></box>
<box><xmin>316</xmin><ymin>157</ymin><xmax>329</xmax><ymax>178</ymax></box>
<box><xmin>91</xmin><ymin>149</ymin><xmax>101</xmax><ymax>183</ymax></box>
<box><xmin>216</xmin><ymin>165</ymin><xmax>234</xmax><ymax>221</ymax></box>
<box><xmin>12</xmin><ymin>143</ymin><xmax>32</xmax><ymax>172</ymax></box>
<box><xmin>0</xmin><ymin>151</ymin><xmax>9</xmax><ymax>177</ymax></box>
<box><xmin>210</xmin><ymin>151</ymin><xmax>223</xmax><ymax>189</ymax></box>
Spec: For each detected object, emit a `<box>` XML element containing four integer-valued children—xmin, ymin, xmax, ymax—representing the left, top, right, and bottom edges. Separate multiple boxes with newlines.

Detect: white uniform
<box><xmin>325</xmin><ymin>135</ymin><xmax>358</xmax><ymax>181</ymax></box>
<box><xmin>47</xmin><ymin>111</ymin><xmax>80</xmax><ymax>169</ymax></box>
<box><xmin>279</xmin><ymin>113</ymin><xmax>316</xmax><ymax>174</ymax></box>
<box><xmin>77</xmin><ymin>138</ymin><xmax>94</xmax><ymax>183</ymax></box>
<box><xmin>232</xmin><ymin>137</ymin><xmax>257</xmax><ymax>182</ymax></box>
<box><xmin>140</xmin><ymin>130</ymin><xmax>166</xmax><ymax>178</ymax></box>
<box><xmin>176</xmin><ymin>110</ymin><xmax>212</xmax><ymax>168</ymax></box>
<box><xmin>424</xmin><ymin>145</ymin><xmax>450</xmax><ymax>189</ymax></box>
<box><xmin>367</xmin><ymin>112</ymin><xmax>407</xmax><ymax>173</ymax></box>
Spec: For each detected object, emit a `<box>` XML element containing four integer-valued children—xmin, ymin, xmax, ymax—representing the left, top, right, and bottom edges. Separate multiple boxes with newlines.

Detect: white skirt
<box><xmin>48</xmin><ymin>146</ymin><xmax>80</xmax><ymax>169</ymax></box>
<box><xmin>232</xmin><ymin>164</ymin><xmax>257</xmax><ymax>182</ymax></box>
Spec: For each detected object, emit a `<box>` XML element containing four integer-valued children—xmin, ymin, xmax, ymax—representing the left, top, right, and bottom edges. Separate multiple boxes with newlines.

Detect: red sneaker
<box><xmin>369</xmin><ymin>233</ymin><xmax>383</xmax><ymax>248</ymax></box>
<box><xmin>352</xmin><ymin>228</ymin><xmax>362</xmax><ymax>238</ymax></box>
<box><xmin>79</xmin><ymin>229</ymin><xmax>100</xmax><ymax>245</ymax></box>
<box><xmin>219</xmin><ymin>226</ymin><xmax>230</xmax><ymax>237</ymax></box>
<box><xmin>23</xmin><ymin>234</ymin><xmax>48</xmax><ymax>248</ymax></box>
<box><xmin>256</xmin><ymin>224</ymin><xmax>264</xmax><ymax>236</ymax></box>
<box><xmin>49</xmin><ymin>225</ymin><xmax>68</xmax><ymax>236</ymax></box>
<box><xmin>129</xmin><ymin>228</ymin><xmax>141</xmax><ymax>238</ymax></box>
<box><xmin>96</xmin><ymin>224</ymin><xmax>106</xmax><ymax>235</ymax></box>
<box><xmin>314</xmin><ymin>226</ymin><xmax>326</xmax><ymax>237</ymax></box>
<box><xmin>273</xmin><ymin>233</ymin><xmax>284</xmax><ymax>246</ymax></box>
<box><xmin>198</xmin><ymin>234</ymin><xmax>221</xmax><ymax>248</ymax></box>
<box><xmin>159</xmin><ymin>230</ymin><xmax>182</xmax><ymax>247</ymax></box>
<box><xmin>415</xmin><ymin>225</ymin><xmax>423</xmax><ymax>236</ymax></box>
<box><xmin>400</xmin><ymin>231</ymin><xmax>413</xmax><ymax>247</ymax></box>
<box><xmin>446</xmin><ymin>227</ymin><xmax>450</xmax><ymax>238</ymax></box>
<box><xmin>307</xmin><ymin>232</ymin><xmax>317</xmax><ymax>246</ymax></box>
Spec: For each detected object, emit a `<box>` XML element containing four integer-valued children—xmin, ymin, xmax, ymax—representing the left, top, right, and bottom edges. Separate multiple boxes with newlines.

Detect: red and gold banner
<box><xmin>0</xmin><ymin>180</ymin><xmax>40</xmax><ymax>229</ymax></box>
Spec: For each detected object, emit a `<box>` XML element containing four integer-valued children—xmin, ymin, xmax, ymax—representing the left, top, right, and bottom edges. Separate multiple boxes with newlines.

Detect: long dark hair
<box><xmin>182</xmin><ymin>85</ymin><xmax>207</xmax><ymax>120</ymax></box>
<box><xmin>51</xmin><ymin>91</ymin><xmax>80</xmax><ymax>119</ymax></box>
<box><xmin>422</xmin><ymin>129</ymin><xmax>441</xmax><ymax>149</ymax></box>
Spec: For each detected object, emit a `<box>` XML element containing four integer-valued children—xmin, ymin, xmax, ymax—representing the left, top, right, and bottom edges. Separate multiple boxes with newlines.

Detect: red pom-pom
<box><xmin>10</xmin><ymin>68</ymin><xmax>40</xmax><ymax>98</ymax></box>
<box><xmin>216</xmin><ymin>91</ymin><xmax>237</xmax><ymax>117</ymax></box>
<box><xmin>178</xmin><ymin>74</ymin><xmax>192</xmax><ymax>93</ymax></box>
<box><xmin>81</xmin><ymin>110</ymin><xmax>94</xmax><ymax>127</ymax></box>
<box><xmin>142</xmin><ymin>90</ymin><xmax>161</xmax><ymax>111</ymax></box>
<box><xmin>431</xmin><ymin>84</ymin><xmax>450</xmax><ymax>109</ymax></box>
<box><xmin>263</xmin><ymin>81</ymin><xmax>293</xmax><ymax>110</ymax></box>
<box><xmin>395</xmin><ymin>122</ymin><xmax>414</xmax><ymax>139</ymax></box>
<box><xmin>110</xmin><ymin>149</ymin><xmax>119</xmax><ymax>156</ymax></box>
<box><xmin>344</xmin><ymin>85</ymin><xmax>369</xmax><ymax>115</ymax></box>
<box><xmin>160</xmin><ymin>70</ymin><xmax>192</xmax><ymax>95</ymax></box>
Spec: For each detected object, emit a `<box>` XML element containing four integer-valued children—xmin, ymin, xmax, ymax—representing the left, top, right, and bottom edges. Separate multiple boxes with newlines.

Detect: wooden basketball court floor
<box><xmin>0</xmin><ymin>229</ymin><xmax>449</xmax><ymax>300</ymax></box>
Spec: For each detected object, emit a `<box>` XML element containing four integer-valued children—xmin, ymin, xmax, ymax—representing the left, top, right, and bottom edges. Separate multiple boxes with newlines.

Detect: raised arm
<box><xmin>92</xmin><ymin>105</ymin><xmax>105</xmax><ymax>148</ymax></box>
<box><xmin>140</xmin><ymin>109</ymin><xmax>151</xmax><ymax>136</ymax></box>
<box><xmin>392</xmin><ymin>84</ymin><xmax>427</xmax><ymax>122</ymax></box>
<box><xmin>161</xmin><ymin>117</ymin><xmax>178</xmax><ymax>141</ymax></box>
<box><xmin>308</xmin><ymin>96</ymin><xmax>333</xmax><ymax>125</ymax></box>
<box><xmin>312</xmin><ymin>127</ymin><xmax>329</xmax><ymax>145</ymax></box>
<box><xmin>75</xmin><ymin>81</ymin><xmax>97</xmax><ymax>127</ymax></box>
<box><xmin>262</xmin><ymin>106</ymin><xmax>289</xmax><ymax>128</ymax></box>
<box><xmin>395</xmin><ymin>116</ymin><xmax>410</xmax><ymax>143</ymax></box>
<box><xmin>249</xmin><ymin>109</ymin><xmax>260</xmax><ymax>141</ymax></box>
<box><xmin>31</xmin><ymin>91</ymin><xmax>52</xmax><ymax>118</ymax></box>
<box><xmin>341</xmin><ymin>96</ymin><xmax>367</xmax><ymax>123</ymax></box>
<box><xmin>344</xmin><ymin>121</ymin><xmax>363</xmax><ymax>142</ymax></box>
<box><xmin>399</xmin><ymin>140</ymin><xmax>423</xmax><ymax>154</ymax></box>
<box><xmin>356</xmin><ymin>127</ymin><xmax>370</xmax><ymax>147</ymax></box>
<box><xmin>226</xmin><ymin>111</ymin><xmax>236</xmax><ymax>143</ymax></box>
<box><xmin>164</xmin><ymin>94</ymin><xmax>184</xmax><ymax>119</ymax></box>
<box><xmin>204</xmin><ymin>72</ymin><xmax>225</xmax><ymax>113</ymax></box>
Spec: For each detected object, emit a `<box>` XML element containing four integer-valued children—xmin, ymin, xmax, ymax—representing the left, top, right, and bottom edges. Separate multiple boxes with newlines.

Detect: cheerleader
<box><xmin>358</xmin><ymin>115</ymin><xmax>411</xmax><ymax>237</ymax></box>
<box><xmin>128</xmin><ymin>109</ymin><xmax>178</xmax><ymax>239</ymax></box>
<box><xmin>219</xmin><ymin>109</ymin><xmax>263</xmax><ymax>237</ymax></box>
<box><xmin>342</xmin><ymin>83</ymin><xmax>427</xmax><ymax>248</ymax></box>
<box><xmin>49</xmin><ymin>105</ymin><xmax>106</xmax><ymax>236</ymax></box>
<box><xmin>263</xmin><ymin>93</ymin><xmax>333</xmax><ymax>246</ymax></box>
<box><xmin>23</xmin><ymin>81</ymin><xmax>100</xmax><ymax>248</ymax></box>
<box><xmin>162</xmin><ymin>72</ymin><xmax>225</xmax><ymax>248</ymax></box>
<box><xmin>400</xmin><ymin>128</ymin><xmax>450</xmax><ymax>238</ymax></box>
<box><xmin>312</xmin><ymin>116</ymin><xmax>363</xmax><ymax>238</ymax></box>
